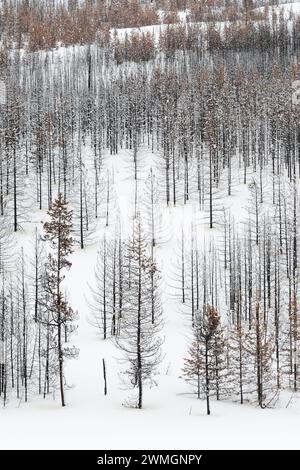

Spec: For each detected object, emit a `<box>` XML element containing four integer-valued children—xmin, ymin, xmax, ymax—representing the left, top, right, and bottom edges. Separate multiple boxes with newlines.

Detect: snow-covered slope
<box><xmin>1</xmin><ymin>3</ymin><xmax>300</xmax><ymax>452</ymax></box>
<box><xmin>0</xmin><ymin>146</ymin><xmax>298</xmax><ymax>450</ymax></box>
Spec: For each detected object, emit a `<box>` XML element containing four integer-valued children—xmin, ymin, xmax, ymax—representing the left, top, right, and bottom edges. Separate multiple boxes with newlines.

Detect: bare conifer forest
<box><xmin>1</xmin><ymin>0</ymin><xmax>300</xmax><ymax>450</ymax></box>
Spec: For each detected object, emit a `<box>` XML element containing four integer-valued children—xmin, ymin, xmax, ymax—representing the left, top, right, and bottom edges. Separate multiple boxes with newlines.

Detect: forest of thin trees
<box><xmin>0</xmin><ymin>0</ymin><xmax>286</xmax><ymax>50</ymax></box>
<box><xmin>0</xmin><ymin>0</ymin><xmax>300</xmax><ymax>412</ymax></box>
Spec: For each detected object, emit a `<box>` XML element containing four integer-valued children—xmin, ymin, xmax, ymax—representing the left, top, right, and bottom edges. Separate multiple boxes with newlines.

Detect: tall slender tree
<box><xmin>42</xmin><ymin>193</ymin><xmax>78</xmax><ymax>407</ymax></box>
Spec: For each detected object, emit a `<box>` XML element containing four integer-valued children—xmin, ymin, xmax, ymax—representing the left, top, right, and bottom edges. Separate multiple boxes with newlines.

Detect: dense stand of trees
<box><xmin>1</xmin><ymin>1</ymin><xmax>300</xmax><ymax>411</ymax></box>
<box><xmin>0</xmin><ymin>194</ymin><xmax>78</xmax><ymax>407</ymax></box>
<box><xmin>179</xmin><ymin>182</ymin><xmax>300</xmax><ymax>412</ymax></box>
<box><xmin>0</xmin><ymin>0</ymin><xmax>292</xmax><ymax>51</ymax></box>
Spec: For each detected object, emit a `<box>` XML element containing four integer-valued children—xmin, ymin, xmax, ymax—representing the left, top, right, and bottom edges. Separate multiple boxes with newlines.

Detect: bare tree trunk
<box><xmin>102</xmin><ymin>358</ymin><xmax>107</xmax><ymax>396</ymax></box>
<box><xmin>205</xmin><ymin>337</ymin><xmax>210</xmax><ymax>415</ymax></box>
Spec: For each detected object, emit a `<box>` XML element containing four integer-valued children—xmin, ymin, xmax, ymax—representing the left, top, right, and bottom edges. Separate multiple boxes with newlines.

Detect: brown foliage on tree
<box><xmin>114</xmin><ymin>31</ymin><xmax>155</xmax><ymax>64</ymax></box>
<box><xmin>43</xmin><ymin>193</ymin><xmax>77</xmax><ymax>407</ymax></box>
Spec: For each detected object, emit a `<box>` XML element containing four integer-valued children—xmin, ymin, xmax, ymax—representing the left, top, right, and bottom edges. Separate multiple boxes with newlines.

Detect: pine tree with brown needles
<box><xmin>42</xmin><ymin>193</ymin><xmax>78</xmax><ymax>407</ymax></box>
<box><xmin>183</xmin><ymin>333</ymin><xmax>202</xmax><ymax>399</ymax></box>
<box><xmin>183</xmin><ymin>306</ymin><xmax>227</xmax><ymax>415</ymax></box>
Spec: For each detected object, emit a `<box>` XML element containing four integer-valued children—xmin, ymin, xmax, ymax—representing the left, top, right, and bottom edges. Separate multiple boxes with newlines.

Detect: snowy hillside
<box><xmin>1</xmin><ymin>149</ymin><xmax>300</xmax><ymax>450</ymax></box>
<box><xmin>1</xmin><ymin>0</ymin><xmax>300</xmax><ymax>452</ymax></box>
